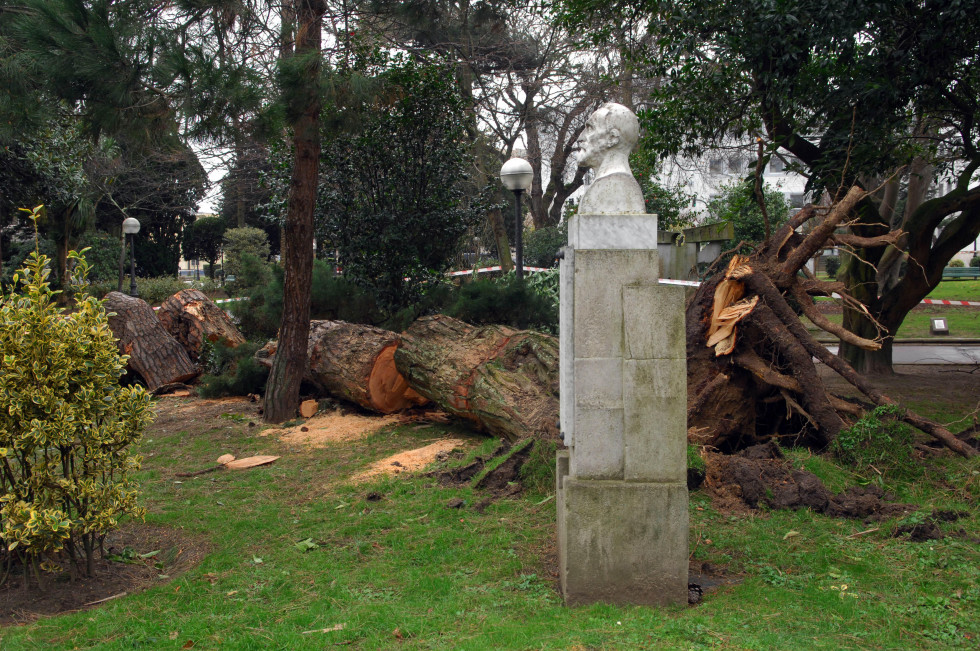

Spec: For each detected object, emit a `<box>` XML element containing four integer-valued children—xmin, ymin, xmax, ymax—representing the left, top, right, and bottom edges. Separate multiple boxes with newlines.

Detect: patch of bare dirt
<box><xmin>265</xmin><ymin>409</ymin><xmax>405</xmax><ymax>447</ymax></box>
<box><xmin>351</xmin><ymin>438</ymin><xmax>473</xmax><ymax>482</ymax></box>
<box><xmin>0</xmin><ymin>523</ymin><xmax>208</xmax><ymax>626</ymax></box>
<box><xmin>705</xmin><ymin>443</ymin><xmax>914</xmax><ymax>520</ymax></box>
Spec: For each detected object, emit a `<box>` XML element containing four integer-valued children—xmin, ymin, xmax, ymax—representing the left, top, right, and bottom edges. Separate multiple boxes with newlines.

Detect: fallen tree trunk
<box><xmin>394</xmin><ymin>314</ymin><xmax>559</xmax><ymax>441</ymax></box>
<box><xmin>104</xmin><ymin>291</ymin><xmax>198</xmax><ymax>391</ymax></box>
<box><xmin>255</xmin><ymin>320</ymin><xmax>426</xmax><ymax>414</ymax></box>
<box><xmin>157</xmin><ymin>289</ymin><xmax>245</xmax><ymax>362</ymax></box>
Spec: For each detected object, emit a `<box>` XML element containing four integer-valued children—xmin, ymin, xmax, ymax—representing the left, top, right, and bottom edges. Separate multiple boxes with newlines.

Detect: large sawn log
<box><xmin>104</xmin><ymin>291</ymin><xmax>198</xmax><ymax>391</ymax></box>
<box><xmin>255</xmin><ymin>320</ymin><xmax>427</xmax><ymax>414</ymax></box>
<box><xmin>157</xmin><ymin>288</ymin><xmax>245</xmax><ymax>361</ymax></box>
<box><xmin>394</xmin><ymin>315</ymin><xmax>559</xmax><ymax>441</ymax></box>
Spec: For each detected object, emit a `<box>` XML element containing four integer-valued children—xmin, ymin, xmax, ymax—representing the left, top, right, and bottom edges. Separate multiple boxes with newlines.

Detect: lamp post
<box><xmin>499</xmin><ymin>157</ymin><xmax>533</xmax><ymax>280</ymax></box>
<box><xmin>122</xmin><ymin>217</ymin><xmax>141</xmax><ymax>297</ymax></box>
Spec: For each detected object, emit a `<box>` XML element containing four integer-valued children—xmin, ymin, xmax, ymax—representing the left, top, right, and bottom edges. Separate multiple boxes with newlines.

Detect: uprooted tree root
<box><xmin>687</xmin><ymin>186</ymin><xmax>975</xmax><ymax>457</ymax></box>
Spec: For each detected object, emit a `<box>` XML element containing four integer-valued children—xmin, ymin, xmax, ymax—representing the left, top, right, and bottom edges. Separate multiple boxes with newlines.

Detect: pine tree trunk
<box><xmin>263</xmin><ymin>0</ymin><xmax>324</xmax><ymax>423</ymax></box>
<box><xmin>157</xmin><ymin>288</ymin><xmax>245</xmax><ymax>362</ymax></box>
<box><xmin>104</xmin><ymin>291</ymin><xmax>198</xmax><ymax>390</ymax></box>
<box><xmin>394</xmin><ymin>315</ymin><xmax>559</xmax><ymax>441</ymax></box>
<box><xmin>255</xmin><ymin>320</ymin><xmax>427</xmax><ymax>413</ymax></box>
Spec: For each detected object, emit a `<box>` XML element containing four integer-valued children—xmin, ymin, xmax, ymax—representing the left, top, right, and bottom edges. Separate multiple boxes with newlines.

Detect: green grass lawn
<box><xmin>2</xmin><ymin>400</ymin><xmax>978</xmax><ymax>649</ymax></box>
<box><xmin>926</xmin><ymin>279</ymin><xmax>980</xmax><ymax>302</ymax></box>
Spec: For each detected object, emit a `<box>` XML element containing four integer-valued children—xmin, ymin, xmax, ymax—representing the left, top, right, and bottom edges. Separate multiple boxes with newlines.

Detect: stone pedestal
<box><xmin>557</xmin><ymin>212</ymin><xmax>688</xmax><ymax>606</ymax></box>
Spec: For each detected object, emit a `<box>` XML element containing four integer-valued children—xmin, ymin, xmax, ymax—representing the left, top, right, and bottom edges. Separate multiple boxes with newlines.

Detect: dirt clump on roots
<box><xmin>705</xmin><ymin>443</ymin><xmax>914</xmax><ymax>520</ymax></box>
<box><xmin>0</xmin><ymin>523</ymin><xmax>208</xmax><ymax>625</ymax></box>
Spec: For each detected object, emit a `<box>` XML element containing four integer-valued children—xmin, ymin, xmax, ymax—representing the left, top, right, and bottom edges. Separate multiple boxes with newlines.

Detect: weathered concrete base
<box><xmin>557</xmin><ymin>451</ymin><xmax>689</xmax><ymax>606</ymax></box>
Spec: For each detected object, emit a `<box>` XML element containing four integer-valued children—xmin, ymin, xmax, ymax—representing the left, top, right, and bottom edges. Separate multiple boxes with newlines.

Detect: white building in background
<box><xmin>655</xmin><ymin>146</ymin><xmax>811</xmax><ymax>223</ymax></box>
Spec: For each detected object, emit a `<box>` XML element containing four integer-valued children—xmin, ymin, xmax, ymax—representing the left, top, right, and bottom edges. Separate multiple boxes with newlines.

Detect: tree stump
<box><xmin>157</xmin><ymin>289</ymin><xmax>245</xmax><ymax>361</ymax></box>
<box><xmin>255</xmin><ymin>320</ymin><xmax>427</xmax><ymax>414</ymax></box>
<box><xmin>104</xmin><ymin>292</ymin><xmax>198</xmax><ymax>391</ymax></box>
<box><xmin>394</xmin><ymin>315</ymin><xmax>559</xmax><ymax>441</ymax></box>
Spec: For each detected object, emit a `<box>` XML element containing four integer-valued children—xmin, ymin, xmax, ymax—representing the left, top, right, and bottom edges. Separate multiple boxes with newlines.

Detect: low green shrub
<box><xmin>523</xmin><ymin>225</ymin><xmax>566</xmax><ymax>268</ymax></box>
<box><xmin>0</xmin><ymin>237</ymin><xmax>152</xmax><ymax>582</ymax></box>
<box><xmin>971</xmin><ymin>255</ymin><xmax>980</xmax><ymax>268</ymax></box>
<box><xmin>197</xmin><ymin>340</ymin><xmax>269</xmax><ymax>398</ymax></box>
<box><xmin>87</xmin><ymin>275</ymin><xmax>189</xmax><ymax>305</ymax></box>
<box><xmin>225</xmin><ymin>252</ymin><xmax>273</xmax><ymax>297</ymax></box>
<box><xmin>823</xmin><ymin>255</ymin><xmax>841</xmax><ymax>278</ymax></box>
<box><xmin>949</xmin><ymin>259</ymin><xmax>965</xmax><ymax>268</ymax></box>
<box><xmin>830</xmin><ymin>405</ymin><xmax>920</xmax><ymax>481</ymax></box>
<box><xmin>447</xmin><ymin>274</ymin><xmax>557</xmax><ymax>332</ymax></box>
<box><xmin>233</xmin><ymin>260</ymin><xmax>388</xmax><ymax>340</ymax></box>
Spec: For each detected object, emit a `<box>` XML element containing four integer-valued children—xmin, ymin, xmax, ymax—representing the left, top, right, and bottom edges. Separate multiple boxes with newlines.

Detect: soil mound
<box><xmin>706</xmin><ymin>443</ymin><xmax>914</xmax><ymax>520</ymax></box>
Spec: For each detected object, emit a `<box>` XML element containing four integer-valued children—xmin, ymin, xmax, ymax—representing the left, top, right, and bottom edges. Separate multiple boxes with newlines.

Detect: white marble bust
<box><xmin>576</xmin><ymin>102</ymin><xmax>646</xmax><ymax>215</ymax></box>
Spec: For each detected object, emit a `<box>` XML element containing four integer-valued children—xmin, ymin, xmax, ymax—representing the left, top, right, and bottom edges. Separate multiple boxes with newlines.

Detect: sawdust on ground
<box><xmin>351</xmin><ymin>438</ymin><xmax>472</xmax><ymax>482</ymax></box>
<box><xmin>263</xmin><ymin>409</ymin><xmax>404</xmax><ymax>447</ymax></box>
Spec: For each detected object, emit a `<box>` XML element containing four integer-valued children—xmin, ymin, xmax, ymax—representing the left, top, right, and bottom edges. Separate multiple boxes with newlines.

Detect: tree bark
<box><xmin>486</xmin><ymin>207</ymin><xmax>513</xmax><ymax>271</ymax></box>
<box><xmin>104</xmin><ymin>291</ymin><xmax>198</xmax><ymax>390</ymax></box>
<box><xmin>394</xmin><ymin>315</ymin><xmax>559</xmax><ymax>441</ymax></box>
<box><xmin>255</xmin><ymin>320</ymin><xmax>427</xmax><ymax>413</ymax></box>
<box><xmin>157</xmin><ymin>288</ymin><xmax>245</xmax><ymax>362</ymax></box>
<box><xmin>263</xmin><ymin>0</ymin><xmax>324</xmax><ymax>423</ymax></box>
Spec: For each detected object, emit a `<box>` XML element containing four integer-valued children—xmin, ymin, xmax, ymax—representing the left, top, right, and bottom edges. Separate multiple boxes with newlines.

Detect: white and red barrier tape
<box><xmin>920</xmin><ymin>298</ymin><xmax>980</xmax><ymax>307</ymax></box>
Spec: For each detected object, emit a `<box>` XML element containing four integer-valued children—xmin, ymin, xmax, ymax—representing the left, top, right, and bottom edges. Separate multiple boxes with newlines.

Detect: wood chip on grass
<box><xmin>351</xmin><ymin>439</ymin><xmax>472</xmax><ymax>482</ymax></box>
<box><xmin>264</xmin><ymin>411</ymin><xmax>404</xmax><ymax>447</ymax></box>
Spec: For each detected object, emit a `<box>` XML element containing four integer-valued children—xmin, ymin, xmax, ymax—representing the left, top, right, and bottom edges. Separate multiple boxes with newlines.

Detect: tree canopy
<box><xmin>558</xmin><ymin>0</ymin><xmax>980</xmax><ymax>372</ymax></box>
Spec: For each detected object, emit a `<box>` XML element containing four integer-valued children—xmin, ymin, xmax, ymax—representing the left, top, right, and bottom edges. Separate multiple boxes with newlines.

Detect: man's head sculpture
<box><xmin>576</xmin><ymin>102</ymin><xmax>640</xmax><ymax>177</ymax></box>
<box><xmin>575</xmin><ymin>102</ymin><xmax>646</xmax><ymax>214</ymax></box>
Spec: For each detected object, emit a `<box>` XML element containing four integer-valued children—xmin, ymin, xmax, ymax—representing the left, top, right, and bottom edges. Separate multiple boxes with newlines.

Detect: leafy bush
<box><xmin>949</xmin><ymin>259</ymin><xmax>965</xmax><ymax>268</ymax></box>
<box><xmin>225</xmin><ymin>252</ymin><xmax>273</xmax><ymax>296</ymax></box>
<box><xmin>708</xmin><ymin>180</ymin><xmax>791</xmax><ymax>252</ymax></box>
<box><xmin>77</xmin><ymin>230</ymin><xmax>122</xmax><ymax>282</ymax></box>
<box><xmin>317</xmin><ymin>58</ymin><xmax>484</xmax><ymax>313</ymax></box>
<box><xmin>198</xmin><ymin>340</ymin><xmax>269</xmax><ymax>398</ymax></box>
<box><xmin>447</xmin><ymin>274</ymin><xmax>557</xmax><ymax>332</ymax></box>
<box><xmin>971</xmin><ymin>255</ymin><xmax>980</xmax><ymax>268</ymax></box>
<box><xmin>0</xmin><ymin>244</ymin><xmax>152</xmax><ymax>581</ymax></box>
<box><xmin>823</xmin><ymin>255</ymin><xmax>840</xmax><ymax>278</ymax></box>
<box><xmin>830</xmin><ymin>405</ymin><xmax>920</xmax><ymax>481</ymax></box>
<box><xmin>87</xmin><ymin>275</ymin><xmax>188</xmax><ymax>305</ymax></box>
<box><xmin>523</xmin><ymin>224</ymin><xmax>566</xmax><ymax>268</ymax></box>
<box><xmin>233</xmin><ymin>260</ymin><xmax>387</xmax><ymax>339</ymax></box>
<box><xmin>222</xmin><ymin>227</ymin><xmax>270</xmax><ymax>279</ymax></box>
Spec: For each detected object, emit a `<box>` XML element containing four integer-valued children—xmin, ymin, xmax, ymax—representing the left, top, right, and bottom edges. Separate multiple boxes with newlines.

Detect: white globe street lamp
<box><xmin>122</xmin><ymin>217</ymin><xmax>141</xmax><ymax>297</ymax></box>
<box><xmin>499</xmin><ymin>157</ymin><xmax>533</xmax><ymax>280</ymax></box>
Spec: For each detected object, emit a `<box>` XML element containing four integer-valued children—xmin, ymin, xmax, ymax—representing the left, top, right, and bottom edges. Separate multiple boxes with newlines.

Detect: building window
<box><xmin>789</xmin><ymin>193</ymin><xmax>806</xmax><ymax>208</ymax></box>
<box><xmin>709</xmin><ymin>158</ymin><xmax>724</xmax><ymax>174</ymax></box>
<box><xmin>727</xmin><ymin>158</ymin><xmax>744</xmax><ymax>174</ymax></box>
<box><xmin>769</xmin><ymin>156</ymin><xmax>786</xmax><ymax>173</ymax></box>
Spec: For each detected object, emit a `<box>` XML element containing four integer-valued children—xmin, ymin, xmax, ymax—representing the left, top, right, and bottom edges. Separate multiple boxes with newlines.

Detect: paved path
<box><xmin>824</xmin><ymin>343</ymin><xmax>980</xmax><ymax>365</ymax></box>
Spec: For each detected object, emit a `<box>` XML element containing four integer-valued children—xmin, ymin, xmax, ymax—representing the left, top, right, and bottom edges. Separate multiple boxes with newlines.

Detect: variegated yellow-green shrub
<box><xmin>0</xmin><ymin>212</ymin><xmax>153</xmax><ymax>582</ymax></box>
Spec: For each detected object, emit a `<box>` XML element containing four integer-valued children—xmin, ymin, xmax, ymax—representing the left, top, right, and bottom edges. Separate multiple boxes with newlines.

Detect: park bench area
<box><xmin>942</xmin><ymin>266</ymin><xmax>980</xmax><ymax>279</ymax></box>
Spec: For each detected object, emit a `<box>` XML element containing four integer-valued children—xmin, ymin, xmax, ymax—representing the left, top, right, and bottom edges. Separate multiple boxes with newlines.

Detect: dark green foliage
<box><xmin>76</xmin><ymin>231</ymin><xmax>121</xmax><ymax>282</ymax></box>
<box><xmin>971</xmin><ymin>256</ymin><xmax>980</xmax><ymax>268</ymax></box>
<box><xmin>830</xmin><ymin>406</ymin><xmax>920</xmax><ymax>481</ymax></box>
<box><xmin>523</xmin><ymin>225</ymin><xmax>566</xmax><ymax>269</ymax></box>
<box><xmin>1</xmin><ymin>236</ymin><xmax>57</xmax><ymax>287</ymax></box>
<box><xmin>949</xmin><ymin>259</ymin><xmax>965</xmax><ymax>268</ymax></box>
<box><xmin>630</xmin><ymin>152</ymin><xmax>695</xmax><ymax>230</ymax></box>
<box><xmin>197</xmin><ymin>340</ymin><xmax>270</xmax><ymax>399</ymax></box>
<box><xmin>225</xmin><ymin>253</ymin><xmax>273</xmax><ymax>297</ymax></box>
<box><xmin>447</xmin><ymin>275</ymin><xmax>557</xmax><ymax>332</ymax></box>
<box><xmin>233</xmin><ymin>260</ymin><xmax>387</xmax><ymax>340</ymax></box>
<box><xmin>183</xmin><ymin>217</ymin><xmax>226</xmax><ymax>280</ymax></box>
<box><xmin>823</xmin><ymin>255</ymin><xmax>841</xmax><ymax>279</ymax></box>
<box><xmin>707</xmin><ymin>180</ymin><xmax>791</xmax><ymax>252</ymax></box>
<box><xmin>317</xmin><ymin>58</ymin><xmax>484</xmax><ymax>314</ymax></box>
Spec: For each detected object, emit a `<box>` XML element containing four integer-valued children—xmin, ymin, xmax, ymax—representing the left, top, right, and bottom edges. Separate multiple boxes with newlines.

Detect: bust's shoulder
<box><xmin>579</xmin><ymin>173</ymin><xmax>645</xmax><ymax>215</ymax></box>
